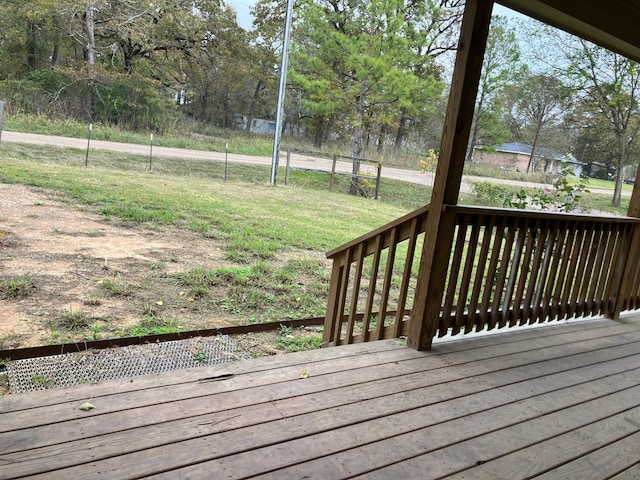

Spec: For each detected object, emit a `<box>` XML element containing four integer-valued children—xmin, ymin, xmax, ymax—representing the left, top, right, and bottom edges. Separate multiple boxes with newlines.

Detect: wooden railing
<box><xmin>323</xmin><ymin>204</ymin><xmax>640</xmax><ymax>347</ymax></box>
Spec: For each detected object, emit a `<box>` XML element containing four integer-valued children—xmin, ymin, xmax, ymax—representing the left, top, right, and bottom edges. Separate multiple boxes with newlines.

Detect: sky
<box><xmin>228</xmin><ymin>1</ymin><xmax>527</xmax><ymax>32</ymax></box>
<box><xmin>227</xmin><ymin>0</ymin><xmax>255</xmax><ymax>30</ymax></box>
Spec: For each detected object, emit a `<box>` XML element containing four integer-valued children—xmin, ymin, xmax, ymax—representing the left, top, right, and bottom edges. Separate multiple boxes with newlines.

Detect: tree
<box><xmin>0</xmin><ymin>0</ymin><xmax>63</xmax><ymax>76</ymax></box>
<box><xmin>392</xmin><ymin>0</ymin><xmax>464</xmax><ymax>152</ymax></box>
<box><xmin>528</xmin><ymin>26</ymin><xmax>640</xmax><ymax>207</ymax></box>
<box><xmin>290</xmin><ymin>0</ymin><xmax>444</xmax><ymax>194</ymax></box>
<box><xmin>466</xmin><ymin>15</ymin><xmax>521</xmax><ymax>162</ymax></box>
<box><xmin>516</xmin><ymin>73</ymin><xmax>571</xmax><ymax>172</ymax></box>
<box><xmin>572</xmin><ymin>44</ymin><xmax>640</xmax><ymax>206</ymax></box>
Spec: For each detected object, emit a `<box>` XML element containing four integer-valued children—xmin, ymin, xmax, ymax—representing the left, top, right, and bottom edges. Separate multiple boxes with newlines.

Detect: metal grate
<box><xmin>6</xmin><ymin>335</ymin><xmax>240</xmax><ymax>394</ymax></box>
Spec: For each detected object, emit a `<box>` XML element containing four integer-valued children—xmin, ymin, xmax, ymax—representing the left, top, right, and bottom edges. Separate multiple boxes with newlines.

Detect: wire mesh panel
<box><xmin>6</xmin><ymin>335</ymin><xmax>239</xmax><ymax>394</ymax></box>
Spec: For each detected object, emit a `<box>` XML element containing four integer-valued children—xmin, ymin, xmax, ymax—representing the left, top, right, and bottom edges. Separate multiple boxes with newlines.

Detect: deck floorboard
<box><xmin>2</xmin><ymin>315</ymin><xmax>640</xmax><ymax>479</ymax></box>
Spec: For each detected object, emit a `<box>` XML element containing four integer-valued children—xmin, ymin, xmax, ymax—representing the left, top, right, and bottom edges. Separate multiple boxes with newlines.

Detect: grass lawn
<box><xmin>0</xmin><ymin>140</ymin><xmax>632</xmax><ymax>352</ymax></box>
<box><xmin>0</xmin><ymin>142</ymin><xmax>418</xmax><ymax>350</ymax></box>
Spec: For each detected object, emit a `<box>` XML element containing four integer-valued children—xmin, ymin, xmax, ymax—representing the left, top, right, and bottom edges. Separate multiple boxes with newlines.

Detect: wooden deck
<box><xmin>2</xmin><ymin>315</ymin><xmax>640</xmax><ymax>479</ymax></box>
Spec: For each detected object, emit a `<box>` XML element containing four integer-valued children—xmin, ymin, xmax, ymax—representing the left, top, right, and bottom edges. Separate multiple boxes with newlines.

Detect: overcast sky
<box><xmin>228</xmin><ymin>2</ymin><xmax>526</xmax><ymax>33</ymax></box>
<box><xmin>228</xmin><ymin>0</ymin><xmax>254</xmax><ymax>30</ymax></box>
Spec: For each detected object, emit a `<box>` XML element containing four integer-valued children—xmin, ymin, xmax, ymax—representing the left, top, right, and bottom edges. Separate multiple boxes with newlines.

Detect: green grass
<box><xmin>0</xmin><ymin>139</ymin><xmax>633</xmax><ymax>344</ymax></box>
<box><xmin>276</xmin><ymin>330</ymin><xmax>323</xmax><ymax>352</ymax></box>
<box><xmin>53</xmin><ymin>307</ymin><xmax>90</xmax><ymax>330</ymax></box>
<box><xmin>5</xmin><ymin>113</ymin><xmax>274</xmax><ymax>156</ymax></box>
<box><xmin>99</xmin><ymin>273</ymin><xmax>134</xmax><ymax>296</ymax></box>
<box><xmin>175</xmin><ymin>260</ymin><xmax>329</xmax><ymax>322</ymax></box>
<box><xmin>121</xmin><ymin>316</ymin><xmax>182</xmax><ymax>336</ymax></box>
<box><xmin>0</xmin><ymin>143</ymin><xmax>410</xmax><ymax>261</ymax></box>
<box><xmin>0</xmin><ymin>274</ymin><xmax>33</xmax><ymax>299</ymax></box>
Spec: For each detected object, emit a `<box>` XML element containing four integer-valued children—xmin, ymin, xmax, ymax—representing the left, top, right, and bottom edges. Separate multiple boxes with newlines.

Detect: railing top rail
<box><xmin>326</xmin><ymin>204</ymin><xmax>430</xmax><ymax>259</ymax></box>
<box><xmin>447</xmin><ymin>204</ymin><xmax>640</xmax><ymax>224</ymax></box>
<box><xmin>326</xmin><ymin>202</ymin><xmax>640</xmax><ymax>260</ymax></box>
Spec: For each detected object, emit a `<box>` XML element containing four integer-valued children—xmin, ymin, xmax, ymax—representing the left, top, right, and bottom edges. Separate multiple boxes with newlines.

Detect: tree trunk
<box><xmin>350</xmin><ymin>80</ymin><xmax>367</xmax><ymax>195</ymax></box>
<box><xmin>84</xmin><ymin>3</ymin><xmax>97</xmax><ymax>122</ymax></box>
<box><xmin>466</xmin><ymin>116</ymin><xmax>480</xmax><ymax>162</ymax></box>
<box><xmin>377</xmin><ymin>124</ymin><xmax>387</xmax><ymax>154</ymax></box>
<box><xmin>613</xmin><ymin>135</ymin><xmax>630</xmax><ymax>207</ymax></box>
<box><xmin>466</xmin><ymin>93</ymin><xmax>485</xmax><ymax>162</ymax></box>
<box><xmin>27</xmin><ymin>22</ymin><xmax>38</xmax><ymax>70</ymax></box>
<box><xmin>246</xmin><ymin>79</ymin><xmax>264</xmax><ymax>132</ymax></box>
<box><xmin>312</xmin><ymin>115</ymin><xmax>325</xmax><ymax>149</ymax></box>
<box><xmin>51</xmin><ymin>43</ymin><xmax>59</xmax><ymax>67</ymax></box>
<box><xmin>199</xmin><ymin>80</ymin><xmax>209</xmax><ymax>121</ymax></box>
<box><xmin>394</xmin><ymin>113</ymin><xmax>408</xmax><ymax>151</ymax></box>
<box><xmin>526</xmin><ymin>116</ymin><xmax>544</xmax><ymax>172</ymax></box>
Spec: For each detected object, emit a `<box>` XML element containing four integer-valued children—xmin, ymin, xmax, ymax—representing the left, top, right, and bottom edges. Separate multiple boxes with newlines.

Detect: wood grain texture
<box><xmin>3</xmin><ymin>316</ymin><xmax>640</xmax><ymax>479</ymax></box>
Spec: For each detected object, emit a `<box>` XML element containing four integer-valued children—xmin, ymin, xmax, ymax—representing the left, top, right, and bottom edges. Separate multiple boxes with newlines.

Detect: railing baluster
<box><xmin>361</xmin><ymin>235</ymin><xmax>383</xmax><ymax>342</ymax></box>
<box><xmin>510</xmin><ymin>219</ymin><xmax>535</xmax><ymax>326</ymax></box>
<box><xmin>479</xmin><ymin>218</ymin><xmax>506</xmax><ymax>330</ymax></box>
<box><xmin>577</xmin><ymin>224</ymin><xmax>603</xmax><ymax>316</ymax></box>
<box><xmin>345</xmin><ymin>243</ymin><xmax>365</xmax><ymax>344</ymax></box>
<box><xmin>442</xmin><ymin>217</ymin><xmax>468</xmax><ymax>335</ymax></box>
<box><xmin>333</xmin><ymin>247</ymin><xmax>353</xmax><ymax>345</ymax></box>
<box><xmin>504</xmin><ymin>217</ymin><xmax>529</xmax><ymax>327</ymax></box>
<box><xmin>543</xmin><ymin>223</ymin><xmax>568</xmax><ymax>322</ymax></box>
<box><xmin>456</xmin><ymin>214</ymin><xmax>481</xmax><ymax>335</ymax></box>
<box><xmin>490</xmin><ymin>221</ymin><xmax>517</xmax><ymax>330</ymax></box>
<box><xmin>467</xmin><ymin>216</ymin><xmax>494</xmax><ymax>333</ymax></box>
<box><xmin>593</xmin><ymin>227</ymin><xmax>617</xmax><ymax>313</ymax></box>
<box><xmin>563</xmin><ymin>223</ymin><xmax>590</xmax><ymax>318</ymax></box>
<box><xmin>522</xmin><ymin>220</ymin><xmax>547</xmax><ymax>325</ymax></box>
<box><xmin>393</xmin><ymin>217</ymin><xmax>419</xmax><ymax>338</ymax></box>
<box><xmin>374</xmin><ymin>227</ymin><xmax>398</xmax><ymax>341</ymax></box>
<box><xmin>531</xmin><ymin>221</ymin><xmax>557</xmax><ymax>323</ymax></box>
<box><xmin>324</xmin><ymin>205</ymin><xmax>640</xmax><ymax>348</ymax></box>
<box><xmin>554</xmin><ymin>223</ymin><xmax>579</xmax><ymax>320</ymax></box>
<box><xmin>323</xmin><ymin>258</ymin><xmax>345</xmax><ymax>346</ymax></box>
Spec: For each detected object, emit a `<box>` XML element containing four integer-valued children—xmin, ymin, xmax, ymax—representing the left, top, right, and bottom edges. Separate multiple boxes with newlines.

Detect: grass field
<box><xmin>0</xmin><ymin>139</ymin><xmax>631</xmax><ymax>352</ymax></box>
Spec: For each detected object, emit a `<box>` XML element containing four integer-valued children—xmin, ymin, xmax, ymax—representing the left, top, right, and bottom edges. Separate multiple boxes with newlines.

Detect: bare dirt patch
<box><xmin>0</xmin><ymin>183</ymin><xmax>316</xmax><ymax>351</ymax></box>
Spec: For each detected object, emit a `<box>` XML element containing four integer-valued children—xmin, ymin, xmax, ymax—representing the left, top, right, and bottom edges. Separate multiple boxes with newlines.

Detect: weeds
<box><xmin>276</xmin><ymin>331</ymin><xmax>323</xmax><ymax>353</ymax></box>
<box><xmin>54</xmin><ymin>307</ymin><xmax>90</xmax><ymax>330</ymax></box>
<box><xmin>122</xmin><ymin>315</ymin><xmax>181</xmax><ymax>336</ymax></box>
<box><xmin>100</xmin><ymin>272</ymin><xmax>133</xmax><ymax>296</ymax></box>
<box><xmin>0</xmin><ymin>274</ymin><xmax>33</xmax><ymax>299</ymax></box>
<box><xmin>31</xmin><ymin>373</ymin><xmax>56</xmax><ymax>389</ymax></box>
<box><xmin>84</xmin><ymin>295</ymin><xmax>103</xmax><ymax>306</ymax></box>
<box><xmin>193</xmin><ymin>350</ymin><xmax>208</xmax><ymax>363</ymax></box>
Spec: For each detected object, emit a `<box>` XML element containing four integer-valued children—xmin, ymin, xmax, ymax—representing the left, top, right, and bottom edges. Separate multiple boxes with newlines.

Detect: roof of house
<box><xmin>484</xmin><ymin>142</ymin><xmax>585</xmax><ymax>165</ymax></box>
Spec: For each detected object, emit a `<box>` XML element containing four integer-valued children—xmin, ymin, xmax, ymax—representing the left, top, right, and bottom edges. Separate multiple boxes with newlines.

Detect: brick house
<box><xmin>473</xmin><ymin>142</ymin><xmax>585</xmax><ymax>177</ymax></box>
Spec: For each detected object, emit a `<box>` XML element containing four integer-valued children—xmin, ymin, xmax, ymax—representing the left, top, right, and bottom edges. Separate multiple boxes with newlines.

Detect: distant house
<box><xmin>473</xmin><ymin>142</ymin><xmax>585</xmax><ymax>177</ymax></box>
<box><xmin>233</xmin><ymin>115</ymin><xmax>276</xmax><ymax>135</ymax></box>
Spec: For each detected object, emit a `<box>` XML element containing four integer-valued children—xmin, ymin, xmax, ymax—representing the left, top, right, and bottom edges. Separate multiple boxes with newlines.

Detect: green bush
<box><xmin>471</xmin><ymin>182</ymin><xmax>523</xmax><ymax>207</ymax></box>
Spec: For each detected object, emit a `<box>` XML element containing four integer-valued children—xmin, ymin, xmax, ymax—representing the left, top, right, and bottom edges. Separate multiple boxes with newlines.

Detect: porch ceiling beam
<box><xmin>407</xmin><ymin>0</ymin><xmax>494</xmax><ymax>351</ymax></box>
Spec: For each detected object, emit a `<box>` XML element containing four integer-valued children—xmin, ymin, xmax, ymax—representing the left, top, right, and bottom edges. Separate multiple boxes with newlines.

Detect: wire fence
<box><xmin>0</xmin><ymin>126</ymin><xmax>393</xmax><ymax>199</ymax></box>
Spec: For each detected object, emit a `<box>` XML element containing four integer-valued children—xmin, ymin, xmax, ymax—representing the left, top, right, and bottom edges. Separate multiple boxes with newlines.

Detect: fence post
<box><xmin>330</xmin><ymin>154</ymin><xmax>337</xmax><ymax>191</ymax></box>
<box><xmin>285</xmin><ymin>146</ymin><xmax>291</xmax><ymax>186</ymax></box>
<box><xmin>85</xmin><ymin>123</ymin><xmax>92</xmax><ymax>166</ymax></box>
<box><xmin>374</xmin><ymin>162</ymin><xmax>381</xmax><ymax>200</ymax></box>
<box><xmin>0</xmin><ymin>101</ymin><xmax>4</xmax><ymax>146</ymax></box>
<box><xmin>149</xmin><ymin>133</ymin><xmax>153</xmax><ymax>170</ymax></box>
<box><xmin>224</xmin><ymin>142</ymin><xmax>228</xmax><ymax>181</ymax></box>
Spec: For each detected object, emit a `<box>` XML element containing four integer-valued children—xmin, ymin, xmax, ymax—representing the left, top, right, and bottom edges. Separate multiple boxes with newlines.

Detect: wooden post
<box><xmin>329</xmin><ymin>154</ymin><xmax>337</xmax><ymax>191</ymax></box>
<box><xmin>374</xmin><ymin>163</ymin><xmax>381</xmax><ymax>200</ymax></box>
<box><xmin>609</xmin><ymin>164</ymin><xmax>640</xmax><ymax>317</ymax></box>
<box><xmin>285</xmin><ymin>146</ymin><xmax>291</xmax><ymax>186</ymax></box>
<box><xmin>407</xmin><ymin>0</ymin><xmax>494</xmax><ymax>351</ymax></box>
<box><xmin>0</xmin><ymin>101</ymin><xmax>4</xmax><ymax>146</ymax></box>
